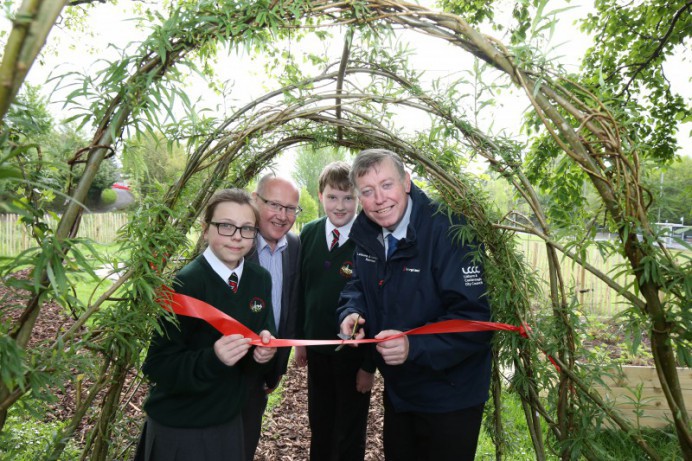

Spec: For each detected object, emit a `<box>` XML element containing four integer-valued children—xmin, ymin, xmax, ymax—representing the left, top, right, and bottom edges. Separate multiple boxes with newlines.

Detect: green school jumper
<box><xmin>143</xmin><ymin>255</ymin><xmax>275</xmax><ymax>428</ymax></box>
<box><xmin>299</xmin><ymin>217</ymin><xmax>373</xmax><ymax>367</ymax></box>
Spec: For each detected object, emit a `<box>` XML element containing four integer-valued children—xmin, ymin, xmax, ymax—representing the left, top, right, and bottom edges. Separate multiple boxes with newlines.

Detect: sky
<box><xmin>9</xmin><ymin>0</ymin><xmax>692</xmax><ymax>169</ymax></box>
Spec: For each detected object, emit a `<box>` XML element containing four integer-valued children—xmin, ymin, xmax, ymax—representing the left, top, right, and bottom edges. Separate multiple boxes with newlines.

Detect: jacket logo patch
<box><xmin>249</xmin><ymin>297</ymin><xmax>265</xmax><ymax>313</ymax></box>
<box><xmin>339</xmin><ymin>261</ymin><xmax>354</xmax><ymax>278</ymax></box>
<box><xmin>357</xmin><ymin>252</ymin><xmax>377</xmax><ymax>263</ymax></box>
<box><xmin>462</xmin><ymin>265</ymin><xmax>483</xmax><ymax>286</ymax></box>
<box><xmin>403</xmin><ymin>266</ymin><xmax>420</xmax><ymax>273</ymax></box>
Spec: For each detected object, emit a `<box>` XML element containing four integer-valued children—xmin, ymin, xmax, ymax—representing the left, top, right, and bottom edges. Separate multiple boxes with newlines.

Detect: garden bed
<box><xmin>595</xmin><ymin>365</ymin><xmax>692</xmax><ymax>429</ymax></box>
<box><xmin>579</xmin><ymin>318</ymin><xmax>691</xmax><ymax>428</ymax></box>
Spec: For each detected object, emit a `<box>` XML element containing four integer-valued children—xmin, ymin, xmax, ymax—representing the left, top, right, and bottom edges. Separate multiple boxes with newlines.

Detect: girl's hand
<box><xmin>253</xmin><ymin>330</ymin><xmax>277</xmax><ymax>364</ymax></box>
<box><xmin>214</xmin><ymin>334</ymin><xmax>252</xmax><ymax>366</ymax></box>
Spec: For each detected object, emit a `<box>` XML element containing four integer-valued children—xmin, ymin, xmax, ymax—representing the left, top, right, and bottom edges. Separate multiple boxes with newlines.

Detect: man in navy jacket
<box><xmin>337</xmin><ymin>149</ymin><xmax>492</xmax><ymax>461</ymax></box>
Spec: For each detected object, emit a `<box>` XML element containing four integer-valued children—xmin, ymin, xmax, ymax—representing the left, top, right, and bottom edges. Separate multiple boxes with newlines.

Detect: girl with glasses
<box><xmin>136</xmin><ymin>188</ymin><xmax>277</xmax><ymax>461</ymax></box>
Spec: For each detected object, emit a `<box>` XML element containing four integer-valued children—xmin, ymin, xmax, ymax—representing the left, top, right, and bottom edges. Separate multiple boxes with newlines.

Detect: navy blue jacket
<box><xmin>337</xmin><ymin>184</ymin><xmax>492</xmax><ymax>413</ymax></box>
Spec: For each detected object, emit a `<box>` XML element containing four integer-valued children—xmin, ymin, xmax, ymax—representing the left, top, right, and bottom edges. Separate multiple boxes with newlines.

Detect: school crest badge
<box><xmin>249</xmin><ymin>297</ymin><xmax>265</xmax><ymax>313</ymax></box>
<box><xmin>339</xmin><ymin>261</ymin><xmax>354</xmax><ymax>279</ymax></box>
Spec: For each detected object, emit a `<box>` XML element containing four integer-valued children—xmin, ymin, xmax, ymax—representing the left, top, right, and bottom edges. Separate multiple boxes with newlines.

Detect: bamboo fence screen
<box><xmin>520</xmin><ymin>238</ymin><xmax>634</xmax><ymax>317</ymax></box>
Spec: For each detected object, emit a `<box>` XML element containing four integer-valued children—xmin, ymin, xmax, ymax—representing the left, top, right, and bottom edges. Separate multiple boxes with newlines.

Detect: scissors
<box><xmin>335</xmin><ymin>314</ymin><xmax>360</xmax><ymax>352</ymax></box>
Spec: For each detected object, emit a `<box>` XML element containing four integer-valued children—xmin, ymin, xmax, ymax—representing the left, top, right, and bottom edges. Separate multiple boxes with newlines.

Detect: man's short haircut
<box><xmin>318</xmin><ymin>161</ymin><xmax>353</xmax><ymax>193</ymax></box>
<box><xmin>203</xmin><ymin>188</ymin><xmax>259</xmax><ymax>225</ymax></box>
<box><xmin>350</xmin><ymin>148</ymin><xmax>406</xmax><ymax>189</ymax></box>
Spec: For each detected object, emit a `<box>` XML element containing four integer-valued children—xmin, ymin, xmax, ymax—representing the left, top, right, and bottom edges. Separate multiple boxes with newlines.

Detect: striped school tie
<box><xmin>330</xmin><ymin>229</ymin><xmax>340</xmax><ymax>251</ymax></box>
<box><xmin>228</xmin><ymin>272</ymin><xmax>239</xmax><ymax>293</ymax></box>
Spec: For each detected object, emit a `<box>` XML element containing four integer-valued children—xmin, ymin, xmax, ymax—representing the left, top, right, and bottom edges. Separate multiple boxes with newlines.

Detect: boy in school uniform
<box><xmin>294</xmin><ymin>161</ymin><xmax>375</xmax><ymax>461</ymax></box>
<box><xmin>138</xmin><ymin>188</ymin><xmax>277</xmax><ymax>461</ymax></box>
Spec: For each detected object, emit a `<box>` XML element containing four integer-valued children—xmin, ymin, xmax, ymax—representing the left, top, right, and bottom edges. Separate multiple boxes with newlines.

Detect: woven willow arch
<box><xmin>2</xmin><ymin>2</ymin><xmax>688</xmax><ymax>460</ymax></box>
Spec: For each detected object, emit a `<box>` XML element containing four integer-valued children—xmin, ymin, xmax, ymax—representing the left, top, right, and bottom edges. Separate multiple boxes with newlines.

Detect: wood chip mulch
<box><xmin>256</xmin><ymin>361</ymin><xmax>386</xmax><ymax>460</ymax></box>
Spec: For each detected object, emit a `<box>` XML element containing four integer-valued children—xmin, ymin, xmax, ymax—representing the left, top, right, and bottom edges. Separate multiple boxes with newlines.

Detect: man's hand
<box><xmin>375</xmin><ymin>330</ymin><xmax>409</xmax><ymax>365</ymax></box>
<box><xmin>294</xmin><ymin>346</ymin><xmax>307</xmax><ymax>367</ymax></box>
<box><xmin>339</xmin><ymin>313</ymin><xmax>366</xmax><ymax>346</ymax></box>
<box><xmin>214</xmin><ymin>334</ymin><xmax>252</xmax><ymax>366</ymax></box>
<box><xmin>356</xmin><ymin>369</ymin><xmax>375</xmax><ymax>393</ymax></box>
<box><xmin>253</xmin><ymin>330</ymin><xmax>277</xmax><ymax>364</ymax></box>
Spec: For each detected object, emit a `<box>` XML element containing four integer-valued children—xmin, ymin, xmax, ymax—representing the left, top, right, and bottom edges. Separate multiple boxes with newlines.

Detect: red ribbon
<box><xmin>159</xmin><ymin>289</ymin><xmax>530</xmax><ymax>348</ymax></box>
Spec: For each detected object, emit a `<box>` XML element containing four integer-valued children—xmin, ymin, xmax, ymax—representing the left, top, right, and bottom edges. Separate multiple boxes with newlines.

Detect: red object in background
<box><xmin>112</xmin><ymin>183</ymin><xmax>130</xmax><ymax>190</ymax></box>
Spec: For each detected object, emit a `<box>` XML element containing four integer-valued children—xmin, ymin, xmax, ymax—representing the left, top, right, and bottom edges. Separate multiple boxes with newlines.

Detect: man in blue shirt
<box><xmin>243</xmin><ymin>173</ymin><xmax>302</xmax><ymax>461</ymax></box>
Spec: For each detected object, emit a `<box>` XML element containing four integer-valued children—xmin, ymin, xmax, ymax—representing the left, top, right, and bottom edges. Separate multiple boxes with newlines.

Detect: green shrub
<box><xmin>100</xmin><ymin>188</ymin><xmax>117</xmax><ymax>205</ymax></box>
<box><xmin>477</xmin><ymin>391</ymin><xmax>545</xmax><ymax>460</ymax></box>
<box><xmin>0</xmin><ymin>413</ymin><xmax>80</xmax><ymax>460</ymax></box>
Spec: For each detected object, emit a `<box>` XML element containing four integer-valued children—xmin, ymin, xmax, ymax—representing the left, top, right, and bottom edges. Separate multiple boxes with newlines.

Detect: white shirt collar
<box><xmin>203</xmin><ymin>246</ymin><xmax>245</xmax><ymax>283</ymax></box>
<box><xmin>326</xmin><ymin>215</ymin><xmax>355</xmax><ymax>248</ymax></box>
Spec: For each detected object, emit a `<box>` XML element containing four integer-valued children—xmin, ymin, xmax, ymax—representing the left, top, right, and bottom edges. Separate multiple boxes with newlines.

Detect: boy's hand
<box><xmin>356</xmin><ymin>369</ymin><xmax>375</xmax><ymax>393</ymax></box>
<box><xmin>253</xmin><ymin>330</ymin><xmax>277</xmax><ymax>364</ymax></box>
<box><xmin>214</xmin><ymin>334</ymin><xmax>252</xmax><ymax>366</ymax></box>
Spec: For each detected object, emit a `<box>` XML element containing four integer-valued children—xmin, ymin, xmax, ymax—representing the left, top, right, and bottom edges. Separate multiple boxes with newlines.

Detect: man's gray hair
<box><xmin>350</xmin><ymin>149</ymin><xmax>406</xmax><ymax>189</ymax></box>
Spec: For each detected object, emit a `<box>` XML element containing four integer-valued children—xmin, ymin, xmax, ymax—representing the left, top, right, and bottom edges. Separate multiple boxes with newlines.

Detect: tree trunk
<box><xmin>46</xmin><ymin>359</ymin><xmax>112</xmax><ymax>461</ymax></box>
<box><xmin>88</xmin><ymin>353</ymin><xmax>131</xmax><ymax>461</ymax></box>
<box><xmin>491</xmin><ymin>351</ymin><xmax>505</xmax><ymax>461</ymax></box>
<box><xmin>633</xmin><ymin>259</ymin><xmax>692</xmax><ymax>455</ymax></box>
<box><xmin>0</xmin><ymin>0</ymin><xmax>67</xmax><ymax>122</ymax></box>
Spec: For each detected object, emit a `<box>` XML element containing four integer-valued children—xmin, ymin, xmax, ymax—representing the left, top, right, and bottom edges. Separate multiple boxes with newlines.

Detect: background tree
<box><xmin>1</xmin><ymin>85</ymin><xmax>116</xmax><ymax>211</ymax></box>
<box><xmin>44</xmin><ymin>121</ymin><xmax>117</xmax><ymax>208</ymax></box>
<box><xmin>645</xmin><ymin>156</ymin><xmax>692</xmax><ymax>226</ymax></box>
<box><xmin>1</xmin><ymin>85</ymin><xmax>54</xmax><ymax>213</ymax></box>
<box><xmin>580</xmin><ymin>0</ymin><xmax>691</xmax><ymax>164</ymax></box>
<box><xmin>121</xmin><ymin>132</ymin><xmax>188</xmax><ymax>201</ymax></box>
<box><xmin>293</xmin><ymin>145</ymin><xmax>348</xmax><ymax>213</ymax></box>
<box><xmin>4</xmin><ymin>85</ymin><xmax>53</xmax><ymax>139</ymax></box>
<box><xmin>295</xmin><ymin>185</ymin><xmax>318</xmax><ymax>229</ymax></box>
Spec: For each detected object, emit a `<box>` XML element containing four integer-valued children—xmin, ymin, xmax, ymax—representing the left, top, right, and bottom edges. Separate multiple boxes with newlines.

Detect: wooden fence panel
<box><xmin>0</xmin><ymin>218</ymin><xmax>641</xmax><ymax>316</ymax></box>
<box><xmin>0</xmin><ymin>213</ymin><xmax>129</xmax><ymax>256</ymax></box>
<box><xmin>519</xmin><ymin>238</ymin><xmax>634</xmax><ymax>317</ymax></box>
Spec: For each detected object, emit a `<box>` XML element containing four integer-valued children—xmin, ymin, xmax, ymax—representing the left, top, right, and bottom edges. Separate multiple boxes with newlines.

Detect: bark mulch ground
<box><xmin>255</xmin><ymin>362</ymin><xmax>385</xmax><ymax>460</ymax></box>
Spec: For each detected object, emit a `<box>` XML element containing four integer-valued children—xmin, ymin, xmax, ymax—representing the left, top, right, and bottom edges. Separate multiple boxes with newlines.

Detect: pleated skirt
<box><xmin>134</xmin><ymin>415</ymin><xmax>244</xmax><ymax>461</ymax></box>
